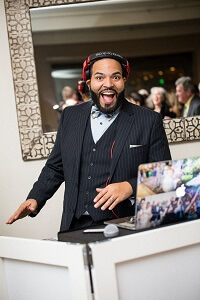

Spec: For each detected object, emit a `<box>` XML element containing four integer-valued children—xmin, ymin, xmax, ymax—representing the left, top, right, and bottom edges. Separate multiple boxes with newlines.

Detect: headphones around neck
<box><xmin>81</xmin><ymin>51</ymin><xmax>130</xmax><ymax>82</ymax></box>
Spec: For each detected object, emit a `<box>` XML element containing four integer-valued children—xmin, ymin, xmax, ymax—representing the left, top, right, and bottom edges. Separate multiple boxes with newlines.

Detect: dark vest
<box><xmin>75</xmin><ymin>117</ymin><xmax>119</xmax><ymax>220</ymax></box>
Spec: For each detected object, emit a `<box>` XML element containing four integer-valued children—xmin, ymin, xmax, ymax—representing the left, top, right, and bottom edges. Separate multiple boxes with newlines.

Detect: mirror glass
<box><xmin>5</xmin><ymin>0</ymin><xmax>200</xmax><ymax>160</ymax></box>
<box><xmin>30</xmin><ymin>0</ymin><xmax>200</xmax><ymax>132</ymax></box>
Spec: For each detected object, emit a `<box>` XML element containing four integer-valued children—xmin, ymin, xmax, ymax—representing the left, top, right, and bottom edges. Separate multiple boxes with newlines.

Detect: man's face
<box><xmin>86</xmin><ymin>58</ymin><xmax>126</xmax><ymax>113</ymax></box>
<box><xmin>176</xmin><ymin>84</ymin><xmax>192</xmax><ymax>104</ymax></box>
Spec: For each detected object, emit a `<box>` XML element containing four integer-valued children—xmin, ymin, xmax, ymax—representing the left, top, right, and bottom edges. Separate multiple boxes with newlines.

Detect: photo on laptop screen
<box><xmin>136</xmin><ymin>156</ymin><xmax>200</xmax><ymax>230</ymax></box>
<box><xmin>105</xmin><ymin>156</ymin><xmax>200</xmax><ymax>231</ymax></box>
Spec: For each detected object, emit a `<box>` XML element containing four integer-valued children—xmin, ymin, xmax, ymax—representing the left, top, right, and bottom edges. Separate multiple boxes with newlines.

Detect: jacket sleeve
<box><xmin>27</xmin><ymin>110</ymin><xmax>66</xmax><ymax>215</ymax></box>
<box><xmin>148</xmin><ymin>112</ymin><xmax>172</xmax><ymax>163</ymax></box>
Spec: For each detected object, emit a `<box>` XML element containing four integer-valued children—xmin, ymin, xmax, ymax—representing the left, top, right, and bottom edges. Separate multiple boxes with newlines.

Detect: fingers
<box><xmin>94</xmin><ymin>187</ymin><xmax>118</xmax><ymax>210</ymax></box>
<box><xmin>107</xmin><ymin>197</ymin><xmax>118</xmax><ymax>210</ymax></box>
<box><xmin>102</xmin><ymin>196</ymin><xmax>118</xmax><ymax>211</ymax></box>
<box><xmin>6</xmin><ymin>210</ymin><xmax>23</xmax><ymax>225</ymax></box>
<box><xmin>94</xmin><ymin>195</ymin><xmax>115</xmax><ymax>210</ymax></box>
<box><xmin>94</xmin><ymin>189</ymin><xmax>107</xmax><ymax>206</ymax></box>
<box><xmin>6</xmin><ymin>199</ymin><xmax>38</xmax><ymax>225</ymax></box>
<box><xmin>94</xmin><ymin>182</ymin><xmax>133</xmax><ymax>211</ymax></box>
<box><xmin>6</xmin><ymin>209</ymin><xmax>24</xmax><ymax>224</ymax></box>
<box><xmin>6</xmin><ymin>204</ymin><xmax>28</xmax><ymax>224</ymax></box>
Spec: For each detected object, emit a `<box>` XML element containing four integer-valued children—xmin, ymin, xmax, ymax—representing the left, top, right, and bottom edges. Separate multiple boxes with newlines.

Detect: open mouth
<box><xmin>100</xmin><ymin>90</ymin><xmax>117</xmax><ymax>104</ymax></box>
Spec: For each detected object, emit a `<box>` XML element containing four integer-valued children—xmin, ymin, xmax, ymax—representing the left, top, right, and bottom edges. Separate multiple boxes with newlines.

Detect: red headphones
<box><xmin>78</xmin><ymin>80</ymin><xmax>87</xmax><ymax>94</ymax></box>
<box><xmin>82</xmin><ymin>52</ymin><xmax>130</xmax><ymax>81</ymax></box>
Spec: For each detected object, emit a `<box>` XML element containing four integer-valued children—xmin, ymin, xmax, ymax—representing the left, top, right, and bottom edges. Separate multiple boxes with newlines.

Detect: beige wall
<box><xmin>0</xmin><ymin>0</ymin><xmax>200</xmax><ymax>240</ymax></box>
<box><xmin>0</xmin><ymin>0</ymin><xmax>63</xmax><ymax>239</ymax></box>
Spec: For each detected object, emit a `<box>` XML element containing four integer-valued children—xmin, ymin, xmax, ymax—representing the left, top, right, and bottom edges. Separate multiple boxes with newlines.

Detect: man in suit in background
<box><xmin>7</xmin><ymin>52</ymin><xmax>171</xmax><ymax>232</ymax></box>
<box><xmin>175</xmin><ymin>76</ymin><xmax>200</xmax><ymax>117</ymax></box>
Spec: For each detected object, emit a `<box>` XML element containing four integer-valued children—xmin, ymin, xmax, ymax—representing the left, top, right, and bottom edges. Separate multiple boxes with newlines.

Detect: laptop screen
<box><xmin>135</xmin><ymin>156</ymin><xmax>200</xmax><ymax>230</ymax></box>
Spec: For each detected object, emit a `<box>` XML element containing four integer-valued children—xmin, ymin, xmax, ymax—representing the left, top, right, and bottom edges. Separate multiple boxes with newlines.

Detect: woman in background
<box><xmin>150</xmin><ymin>87</ymin><xmax>176</xmax><ymax>119</ymax></box>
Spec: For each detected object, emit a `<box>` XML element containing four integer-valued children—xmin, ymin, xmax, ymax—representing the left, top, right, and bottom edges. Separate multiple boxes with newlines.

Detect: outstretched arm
<box><xmin>7</xmin><ymin>110</ymin><xmax>67</xmax><ymax>224</ymax></box>
<box><xmin>6</xmin><ymin>199</ymin><xmax>38</xmax><ymax>225</ymax></box>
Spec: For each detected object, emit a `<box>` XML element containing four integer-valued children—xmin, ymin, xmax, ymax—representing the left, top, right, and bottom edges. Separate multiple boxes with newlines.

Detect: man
<box><xmin>60</xmin><ymin>86</ymin><xmax>79</xmax><ymax>109</ymax></box>
<box><xmin>7</xmin><ymin>52</ymin><xmax>171</xmax><ymax>232</ymax></box>
<box><xmin>175</xmin><ymin>76</ymin><xmax>200</xmax><ymax>117</ymax></box>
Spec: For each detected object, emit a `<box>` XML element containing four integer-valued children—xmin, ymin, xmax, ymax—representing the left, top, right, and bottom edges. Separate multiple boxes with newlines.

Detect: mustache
<box><xmin>90</xmin><ymin>89</ymin><xmax>125</xmax><ymax>115</ymax></box>
<box><xmin>99</xmin><ymin>88</ymin><xmax>117</xmax><ymax>95</ymax></box>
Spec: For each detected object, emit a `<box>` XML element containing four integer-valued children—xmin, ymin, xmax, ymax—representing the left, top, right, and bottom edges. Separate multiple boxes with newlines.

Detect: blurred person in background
<box><xmin>126</xmin><ymin>91</ymin><xmax>145</xmax><ymax>106</ymax></box>
<box><xmin>150</xmin><ymin>87</ymin><xmax>176</xmax><ymax>119</ymax></box>
<box><xmin>168</xmin><ymin>88</ymin><xmax>183</xmax><ymax>118</ymax></box>
<box><xmin>60</xmin><ymin>86</ymin><xmax>80</xmax><ymax>110</ymax></box>
<box><xmin>138</xmin><ymin>88</ymin><xmax>150</xmax><ymax>108</ymax></box>
<box><xmin>175</xmin><ymin>76</ymin><xmax>200</xmax><ymax>117</ymax></box>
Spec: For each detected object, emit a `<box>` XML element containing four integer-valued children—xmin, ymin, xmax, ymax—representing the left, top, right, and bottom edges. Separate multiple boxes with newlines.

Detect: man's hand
<box><xmin>6</xmin><ymin>199</ymin><xmax>38</xmax><ymax>225</ymax></box>
<box><xmin>94</xmin><ymin>181</ymin><xmax>133</xmax><ymax>211</ymax></box>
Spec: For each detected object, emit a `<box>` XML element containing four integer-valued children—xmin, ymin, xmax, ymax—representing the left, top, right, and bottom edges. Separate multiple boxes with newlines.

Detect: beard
<box><xmin>90</xmin><ymin>88</ymin><xmax>125</xmax><ymax>114</ymax></box>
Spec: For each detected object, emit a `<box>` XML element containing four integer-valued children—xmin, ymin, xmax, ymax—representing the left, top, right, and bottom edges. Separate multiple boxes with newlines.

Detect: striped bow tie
<box><xmin>91</xmin><ymin>105</ymin><xmax>113</xmax><ymax>120</ymax></box>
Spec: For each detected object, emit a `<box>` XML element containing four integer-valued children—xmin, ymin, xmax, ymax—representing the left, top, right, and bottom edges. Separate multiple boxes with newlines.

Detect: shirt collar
<box><xmin>185</xmin><ymin>95</ymin><xmax>194</xmax><ymax>109</ymax></box>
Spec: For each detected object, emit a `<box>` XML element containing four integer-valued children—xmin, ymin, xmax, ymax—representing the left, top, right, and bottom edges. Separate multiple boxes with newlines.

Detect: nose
<box><xmin>103</xmin><ymin>76</ymin><xmax>114</xmax><ymax>88</ymax></box>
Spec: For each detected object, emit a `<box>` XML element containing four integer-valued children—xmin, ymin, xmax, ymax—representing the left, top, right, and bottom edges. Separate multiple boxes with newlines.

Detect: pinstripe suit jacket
<box><xmin>28</xmin><ymin>99</ymin><xmax>171</xmax><ymax>231</ymax></box>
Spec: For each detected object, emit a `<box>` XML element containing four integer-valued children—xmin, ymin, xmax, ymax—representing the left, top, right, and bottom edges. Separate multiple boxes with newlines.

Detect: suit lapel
<box><xmin>74</xmin><ymin>101</ymin><xmax>93</xmax><ymax>177</ymax></box>
<box><xmin>110</xmin><ymin>100</ymin><xmax>135</xmax><ymax>180</ymax></box>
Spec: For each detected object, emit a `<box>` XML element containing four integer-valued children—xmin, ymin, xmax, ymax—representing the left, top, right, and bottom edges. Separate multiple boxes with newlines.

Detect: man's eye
<box><xmin>96</xmin><ymin>76</ymin><xmax>103</xmax><ymax>80</ymax></box>
<box><xmin>113</xmin><ymin>75</ymin><xmax>121</xmax><ymax>80</ymax></box>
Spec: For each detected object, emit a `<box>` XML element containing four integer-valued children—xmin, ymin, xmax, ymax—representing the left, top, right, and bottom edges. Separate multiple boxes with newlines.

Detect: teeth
<box><xmin>102</xmin><ymin>92</ymin><xmax>114</xmax><ymax>95</ymax></box>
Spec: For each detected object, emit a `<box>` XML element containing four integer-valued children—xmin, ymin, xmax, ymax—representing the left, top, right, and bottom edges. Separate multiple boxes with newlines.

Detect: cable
<box><xmin>106</xmin><ymin>141</ymin><xmax>120</xmax><ymax>219</ymax></box>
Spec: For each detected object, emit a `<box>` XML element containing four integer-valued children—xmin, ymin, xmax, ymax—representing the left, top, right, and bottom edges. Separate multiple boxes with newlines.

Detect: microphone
<box><xmin>83</xmin><ymin>224</ymin><xmax>119</xmax><ymax>238</ymax></box>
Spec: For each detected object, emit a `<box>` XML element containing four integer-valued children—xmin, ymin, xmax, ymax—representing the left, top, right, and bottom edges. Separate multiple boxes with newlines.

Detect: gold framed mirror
<box><xmin>4</xmin><ymin>0</ymin><xmax>200</xmax><ymax>160</ymax></box>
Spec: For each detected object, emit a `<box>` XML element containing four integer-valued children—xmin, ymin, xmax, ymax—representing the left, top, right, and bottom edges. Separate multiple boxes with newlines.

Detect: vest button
<box><xmin>85</xmin><ymin>204</ymin><xmax>88</xmax><ymax>208</ymax></box>
<box><xmin>92</xmin><ymin>148</ymin><xmax>96</xmax><ymax>152</ymax></box>
<box><xmin>88</xmin><ymin>176</ymin><xmax>91</xmax><ymax>180</ymax></box>
<box><xmin>86</xmin><ymin>191</ymin><xmax>89</xmax><ymax>195</ymax></box>
<box><xmin>70</xmin><ymin>210</ymin><xmax>74</xmax><ymax>213</ymax></box>
<box><xmin>90</xmin><ymin>162</ymin><xmax>93</xmax><ymax>166</ymax></box>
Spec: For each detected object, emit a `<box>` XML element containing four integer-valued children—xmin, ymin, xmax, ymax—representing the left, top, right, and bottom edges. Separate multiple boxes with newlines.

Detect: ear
<box><xmin>123</xmin><ymin>77</ymin><xmax>127</xmax><ymax>83</ymax></box>
<box><xmin>86</xmin><ymin>79</ymin><xmax>91</xmax><ymax>89</ymax></box>
<box><xmin>186</xmin><ymin>89</ymin><xmax>192</xmax><ymax>97</ymax></box>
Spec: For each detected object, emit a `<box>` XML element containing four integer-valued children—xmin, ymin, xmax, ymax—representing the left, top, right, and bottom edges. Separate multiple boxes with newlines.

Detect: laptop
<box><xmin>104</xmin><ymin>156</ymin><xmax>200</xmax><ymax>231</ymax></box>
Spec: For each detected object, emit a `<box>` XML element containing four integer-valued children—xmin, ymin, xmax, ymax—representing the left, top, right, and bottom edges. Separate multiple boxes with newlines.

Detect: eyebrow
<box><xmin>93</xmin><ymin>71</ymin><xmax>122</xmax><ymax>76</ymax></box>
